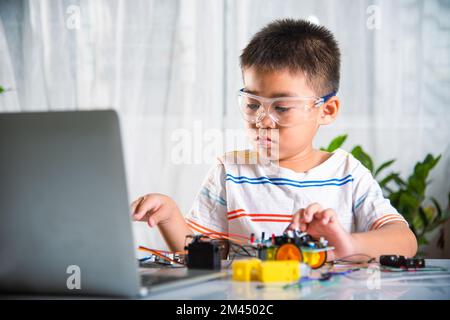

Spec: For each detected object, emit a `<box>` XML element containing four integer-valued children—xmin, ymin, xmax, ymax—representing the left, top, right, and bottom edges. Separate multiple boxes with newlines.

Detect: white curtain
<box><xmin>1</xmin><ymin>0</ymin><xmax>449</xmax><ymax>256</ymax></box>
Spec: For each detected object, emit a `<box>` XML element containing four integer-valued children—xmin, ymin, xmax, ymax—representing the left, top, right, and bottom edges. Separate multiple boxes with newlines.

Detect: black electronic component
<box><xmin>258</xmin><ymin>246</ymin><xmax>268</xmax><ymax>260</ymax></box>
<box><xmin>380</xmin><ymin>255</ymin><xmax>425</xmax><ymax>269</ymax></box>
<box><xmin>272</xmin><ymin>232</ymin><xmax>312</xmax><ymax>247</ymax></box>
<box><xmin>380</xmin><ymin>255</ymin><xmax>407</xmax><ymax>268</ymax></box>
<box><xmin>405</xmin><ymin>257</ymin><xmax>426</xmax><ymax>268</ymax></box>
<box><xmin>185</xmin><ymin>239</ymin><xmax>221</xmax><ymax>270</ymax></box>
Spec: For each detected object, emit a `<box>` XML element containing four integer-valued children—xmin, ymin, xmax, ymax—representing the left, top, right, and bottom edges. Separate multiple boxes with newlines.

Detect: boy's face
<box><xmin>242</xmin><ymin>67</ymin><xmax>338</xmax><ymax>161</ymax></box>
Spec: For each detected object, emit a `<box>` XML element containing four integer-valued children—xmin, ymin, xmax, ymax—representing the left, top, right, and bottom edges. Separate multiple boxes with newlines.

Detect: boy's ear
<box><xmin>318</xmin><ymin>97</ymin><xmax>340</xmax><ymax>125</ymax></box>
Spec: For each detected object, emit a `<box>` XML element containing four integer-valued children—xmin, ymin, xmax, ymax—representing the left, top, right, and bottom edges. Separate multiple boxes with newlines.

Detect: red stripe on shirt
<box><xmin>251</xmin><ymin>219</ymin><xmax>292</xmax><ymax>223</ymax></box>
<box><xmin>227</xmin><ymin>209</ymin><xmax>245</xmax><ymax>215</ymax></box>
<box><xmin>228</xmin><ymin>213</ymin><xmax>293</xmax><ymax>221</ymax></box>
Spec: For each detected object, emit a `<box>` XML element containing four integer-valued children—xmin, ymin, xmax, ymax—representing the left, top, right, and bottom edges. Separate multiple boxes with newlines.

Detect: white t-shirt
<box><xmin>185</xmin><ymin>148</ymin><xmax>408</xmax><ymax>242</ymax></box>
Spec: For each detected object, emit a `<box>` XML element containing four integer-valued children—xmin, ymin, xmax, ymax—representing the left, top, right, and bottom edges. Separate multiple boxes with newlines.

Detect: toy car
<box><xmin>255</xmin><ymin>231</ymin><xmax>334</xmax><ymax>269</ymax></box>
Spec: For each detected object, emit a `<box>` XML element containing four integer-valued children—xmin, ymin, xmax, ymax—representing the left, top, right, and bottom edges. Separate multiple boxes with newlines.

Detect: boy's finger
<box><xmin>133</xmin><ymin>199</ymin><xmax>159</xmax><ymax>221</ymax></box>
<box><xmin>317</xmin><ymin>209</ymin><xmax>335</xmax><ymax>225</ymax></box>
<box><xmin>134</xmin><ymin>194</ymin><xmax>166</xmax><ymax>219</ymax></box>
<box><xmin>313</xmin><ymin>210</ymin><xmax>324</xmax><ymax>220</ymax></box>
<box><xmin>323</xmin><ymin>209</ymin><xmax>336</xmax><ymax>223</ymax></box>
<box><xmin>320</xmin><ymin>213</ymin><xmax>330</xmax><ymax>225</ymax></box>
<box><xmin>130</xmin><ymin>196</ymin><xmax>145</xmax><ymax>214</ymax></box>
<box><xmin>296</xmin><ymin>209</ymin><xmax>308</xmax><ymax>232</ymax></box>
<box><xmin>285</xmin><ymin>210</ymin><xmax>302</xmax><ymax>232</ymax></box>
<box><xmin>133</xmin><ymin>208</ymin><xmax>151</xmax><ymax>221</ymax></box>
<box><xmin>302</xmin><ymin>203</ymin><xmax>323</xmax><ymax>223</ymax></box>
<box><xmin>146</xmin><ymin>210</ymin><xmax>166</xmax><ymax>228</ymax></box>
<box><xmin>131</xmin><ymin>195</ymin><xmax>148</xmax><ymax>214</ymax></box>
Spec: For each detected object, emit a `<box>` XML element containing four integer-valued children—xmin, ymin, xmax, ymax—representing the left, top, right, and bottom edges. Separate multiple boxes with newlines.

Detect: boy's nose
<box><xmin>256</xmin><ymin>114</ymin><xmax>277</xmax><ymax>129</ymax></box>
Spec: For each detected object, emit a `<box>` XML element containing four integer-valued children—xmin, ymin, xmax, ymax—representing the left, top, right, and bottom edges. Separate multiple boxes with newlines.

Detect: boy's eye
<box><xmin>246</xmin><ymin>104</ymin><xmax>261</xmax><ymax>111</ymax></box>
<box><xmin>274</xmin><ymin>106</ymin><xmax>291</xmax><ymax>113</ymax></box>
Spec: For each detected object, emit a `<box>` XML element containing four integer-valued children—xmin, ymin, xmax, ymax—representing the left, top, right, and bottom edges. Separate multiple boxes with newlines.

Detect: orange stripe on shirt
<box><xmin>370</xmin><ymin>214</ymin><xmax>399</xmax><ymax>230</ymax></box>
<box><xmin>187</xmin><ymin>219</ymin><xmax>224</xmax><ymax>235</ymax></box>
<box><xmin>186</xmin><ymin>222</ymin><xmax>221</xmax><ymax>239</ymax></box>
<box><xmin>186</xmin><ymin>218</ymin><xmax>249</xmax><ymax>240</ymax></box>
<box><xmin>370</xmin><ymin>214</ymin><xmax>403</xmax><ymax>231</ymax></box>
<box><xmin>187</xmin><ymin>221</ymin><xmax>247</xmax><ymax>244</ymax></box>
<box><xmin>373</xmin><ymin>217</ymin><xmax>408</xmax><ymax>230</ymax></box>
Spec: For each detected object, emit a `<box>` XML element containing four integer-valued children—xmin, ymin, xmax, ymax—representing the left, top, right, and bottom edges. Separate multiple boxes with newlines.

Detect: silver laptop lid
<box><xmin>0</xmin><ymin>110</ymin><xmax>141</xmax><ymax>297</ymax></box>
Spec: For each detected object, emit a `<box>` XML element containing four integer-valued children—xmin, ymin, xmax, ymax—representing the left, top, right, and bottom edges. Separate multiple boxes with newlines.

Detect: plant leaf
<box><xmin>409</xmin><ymin>154</ymin><xmax>441</xmax><ymax>187</ymax></box>
<box><xmin>408</xmin><ymin>176</ymin><xmax>426</xmax><ymax>198</ymax></box>
<box><xmin>351</xmin><ymin>146</ymin><xmax>374</xmax><ymax>174</ymax></box>
<box><xmin>417</xmin><ymin>236</ymin><xmax>429</xmax><ymax>246</ymax></box>
<box><xmin>321</xmin><ymin>134</ymin><xmax>347</xmax><ymax>152</ymax></box>
<box><xmin>400</xmin><ymin>192</ymin><xmax>421</xmax><ymax>210</ymax></box>
<box><xmin>430</xmin><ymin>197</ymin><xmax>442</xmax><ymax>220</ymax></box>
<box><xmin>382</xmin><ymin>185</ymin><xmax>394</xmax><ymax>195</ymax></box>
<box><xmin>395</xmin><ymin>192</ymin><xmax>420</xmax><ymax>224</ymax></box>
<box><xmin>374</xmin><ymin>159</ymin><xmax>395</xmax><ymax>178</ymax></box>
<box><xmin>392</xmin><ymin>174</ymin><xmax>407</xmax><ymax>187</ymax></box>
<box><xmin>379</xmin><ymin>173</ymin><xmax>401</xmax><ymax>189</ymax></box>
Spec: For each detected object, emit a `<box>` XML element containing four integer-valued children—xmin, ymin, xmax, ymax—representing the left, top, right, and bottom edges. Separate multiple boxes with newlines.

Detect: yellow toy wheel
<box><xmin>305</xmin><ymin>251</ymin><xmax>327</xmax><ymax>269</ymax></box>
<box><xmin>275</xmin><ymin>243</ymin><xmax>303</xmax><ymax>262</ymax></box>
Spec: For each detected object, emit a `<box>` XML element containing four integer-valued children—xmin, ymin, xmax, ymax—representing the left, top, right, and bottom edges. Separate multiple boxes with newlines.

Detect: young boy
<box><xmin>131</xmin><ymin>19</ymin><xmax>417</xmax><ymax>261</ymax></box>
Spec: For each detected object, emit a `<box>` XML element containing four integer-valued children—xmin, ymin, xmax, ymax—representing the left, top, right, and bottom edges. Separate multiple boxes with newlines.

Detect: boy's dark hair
<box><xmin>240</xmin><ymin>19</ymin><xmax>340</xmax><ymax>96</ymax></box>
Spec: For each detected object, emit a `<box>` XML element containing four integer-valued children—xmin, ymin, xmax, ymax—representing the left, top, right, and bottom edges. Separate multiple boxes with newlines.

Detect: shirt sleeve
<box><xmin>184</xmin><ymin>160</ymin><xmax>228</xmax><ymax>238</ymax></box>
<box><xmin>352</xmin><ymin>161</ymin><xmax>409</xmax><ymax>232</ymax></box>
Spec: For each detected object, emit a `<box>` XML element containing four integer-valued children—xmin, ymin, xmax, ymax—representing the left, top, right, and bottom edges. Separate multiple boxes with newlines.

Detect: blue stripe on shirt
<box><xmin>353</xmin><ymin>192</ymin><xmax>368</xmax><ymax>211</ymax></box>
<box><xmin>200</xmin><ymin>187</ymin><xmax>227</xmax><ymax>206</ymax></box>
<box><xmin>225</xmin><ymin>175</ymin><xmax>354</xmax><ymax>188</ymax></box>
<box><xmin>226</xmin><ymin>173</ymin><xmax>353</xmax><ymax>185</ymax></box>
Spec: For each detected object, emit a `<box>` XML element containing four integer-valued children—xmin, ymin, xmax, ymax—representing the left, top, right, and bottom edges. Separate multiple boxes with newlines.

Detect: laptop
<box><xmin>0</xmin><ymin>110</ymin><xmax>226</xmax><ymax>298</ymax></box>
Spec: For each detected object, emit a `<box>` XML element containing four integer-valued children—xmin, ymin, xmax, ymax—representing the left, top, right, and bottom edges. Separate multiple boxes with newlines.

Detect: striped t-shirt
<box><xmin>185</xmin><ymin>148</ymin><xmax>408</xmax><ymax>242</ymax></box>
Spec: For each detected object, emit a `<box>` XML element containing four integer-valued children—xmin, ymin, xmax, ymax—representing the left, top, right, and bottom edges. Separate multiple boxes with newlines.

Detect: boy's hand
<box><xmin>130</xmin><ymin>193</ymin><xmax>176</xmax><ymax>227</ymax></box>
<box><xmin>285</xmin><ymin>203</ymin><xmax>355</xmax><ymax>259</ymax></box>
<box><xmin>288</xmin><ymin>203</ymin><xmax>341</xmax><ymax>237</ymax></box>
<box><xmin>131</xmin><ymin>193</ymin><xmax>193</xmax><ymax>252</ymax></box>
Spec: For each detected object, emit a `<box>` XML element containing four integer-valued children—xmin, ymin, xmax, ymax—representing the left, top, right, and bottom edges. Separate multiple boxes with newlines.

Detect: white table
<box><xmin>143</xmin><ymin>259</ymin><xmax>450</xmax><ymax>300</ymax></box>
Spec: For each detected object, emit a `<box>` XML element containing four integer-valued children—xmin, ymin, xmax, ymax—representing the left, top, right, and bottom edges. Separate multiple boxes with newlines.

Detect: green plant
<box><xmin>321</xmin><ymin>134</ymin><xmax>450</xmax><ymax>248</ymax></box>
<box><xmin>321</xmin><ymin>134</ymin><xmax>398</xmax><ymax>192</ymax></box>
<box><xmin>0</xmin><ymin>85</ymin><xmax>11</xmax><ymax>95</ymax></box>
<box><xmin>388</xmin><ymin>155</ymin><xmax>450</xmax><ymax>246</ymax></box>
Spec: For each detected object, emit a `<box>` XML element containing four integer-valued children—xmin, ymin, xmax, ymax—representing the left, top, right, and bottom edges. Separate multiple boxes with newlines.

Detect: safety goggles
<box><xmin>237</xmin><ymin>88</ymin><xmax>336</xmax><ymax>127</ymax></box>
